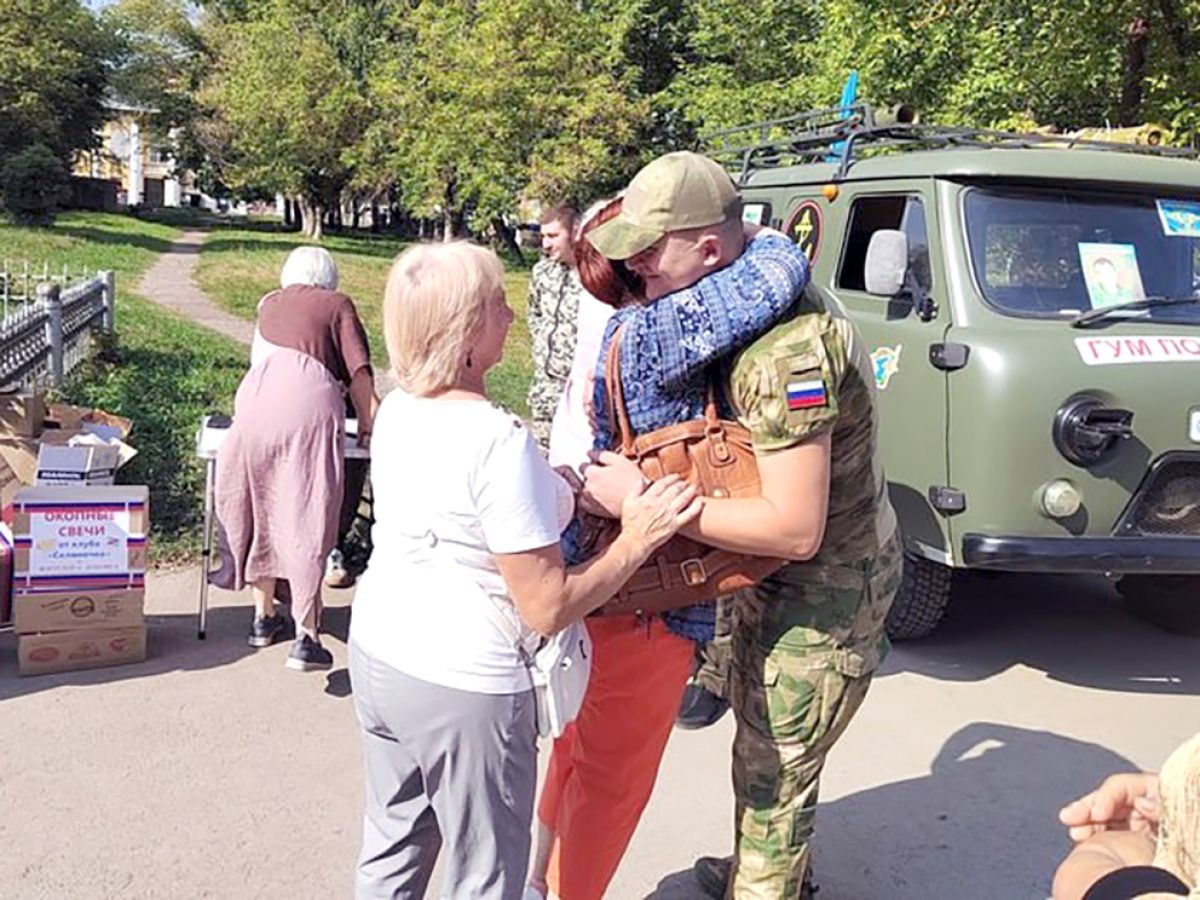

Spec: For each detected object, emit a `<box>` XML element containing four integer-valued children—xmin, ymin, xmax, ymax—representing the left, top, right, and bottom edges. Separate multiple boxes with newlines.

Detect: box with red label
<box><xmin>10</xmin><ymin>486</ymin><xmax>149</xmax><ymax>591</ymax></box>
<box><xmin>13</xmin><ymin>582</ymin><xmax>144</xmax><ymax>633</ymax></box>
<box><xmin>17</xmin><ymin>625</ymin><xmax>147</xmax><ymax>676</ymax></box>
<box><xmin>0</xmin><ymin>522</ymin><xmax>11</xmax><ymax>626</ymax></box>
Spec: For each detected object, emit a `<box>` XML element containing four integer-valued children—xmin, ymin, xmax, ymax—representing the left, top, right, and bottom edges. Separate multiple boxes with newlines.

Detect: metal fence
<box><xmin>0</xmin><ymin>272</ymin><xmax>115</xmax><ymax>389</ymax></box>
<box><xmin>0</xmin><ymin>261</ymin><xmax>99</xmax><ymax>313</ymax></box>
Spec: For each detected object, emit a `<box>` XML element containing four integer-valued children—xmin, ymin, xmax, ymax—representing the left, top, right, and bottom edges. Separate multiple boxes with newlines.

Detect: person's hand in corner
<box><xmin>1059</xmin><ymin>772</ymin><xmax>1162</xmax><ymax>842</ymax></box>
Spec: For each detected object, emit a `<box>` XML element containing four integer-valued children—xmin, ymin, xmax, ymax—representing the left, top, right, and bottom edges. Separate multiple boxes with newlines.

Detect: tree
<box><xmin>0</xmin><ymin>0</ymin><xmax>108</xmax><ymax>166</ymax></box>
<box><xmin>803</xmin><ymin>0</ymin><xmax>1200</xmax><ymax>137</ymax></box>
<box><xmin>363</xmin><ymin>0</ymin><xmax>649</xmax><ymax>240</ymax></box>
<box><xmin>1</xmin><ymin>143</ymin><xmax>70</xmax><ymax>224</ymax></box>
<box><xmin>102</xmin><ymin>0</ymin><xmax>206</xmax><ymax>128</ymax></box>
<box><xmin>199</xmin><ymin>0</ymin><xmax>368</xmax><ymax>238</ymax></box>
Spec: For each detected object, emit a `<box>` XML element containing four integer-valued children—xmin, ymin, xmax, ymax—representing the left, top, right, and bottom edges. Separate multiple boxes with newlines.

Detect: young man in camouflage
<box><xmin>692</xmin><ymin>304</ymin><xmax>903</xmax><ymax>899</ymax></box>
<box><xmin>588</xmin><ymin>171</ymin><xmax>902</xmax><ymax>898</ymax></box>
<box><xmin>526</xmin><ymin>204</ymin><xmax>584</xmax><ymax>451</ymax></box>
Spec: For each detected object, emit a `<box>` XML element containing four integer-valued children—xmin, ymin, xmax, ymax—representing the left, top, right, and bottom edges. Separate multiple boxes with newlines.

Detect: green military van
<box><xmin>711</xmin><ymin>106</ymin><xmax>1200</xmax><ymax>638</ymax></box>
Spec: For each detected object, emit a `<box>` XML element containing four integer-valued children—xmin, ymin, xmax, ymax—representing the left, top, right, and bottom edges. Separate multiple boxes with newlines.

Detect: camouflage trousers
<box><xmin>527</xmin><ymin>378</ymin><xmax>564</xmax><ymax>453</ymax></box>
<box><xmin>695</xmin><ymin>542</ymin><xmax>900</xmax><ymax>898</ymax></box>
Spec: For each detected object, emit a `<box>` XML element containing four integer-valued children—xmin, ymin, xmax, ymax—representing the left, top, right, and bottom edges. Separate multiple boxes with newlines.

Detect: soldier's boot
<box><xmin>676</xmin><ymin>683</ymin><xmax>730</xmax><ymax>730</ymax></box>
<box><xmin>692</xmin><ymin>856</ymin><xmax>818</xmax><ymax>899</ymax></box>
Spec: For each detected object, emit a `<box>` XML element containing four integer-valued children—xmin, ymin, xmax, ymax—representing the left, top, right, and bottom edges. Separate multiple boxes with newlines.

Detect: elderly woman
<box><xmin>347</xmin><ymin>241</ymin><xmax>701</xmax><ymax>900</ymax></box>
<box><xmin>214</xmin><ymin>246</ymin><xmax>378</xmax><ymax>671</ymax></box>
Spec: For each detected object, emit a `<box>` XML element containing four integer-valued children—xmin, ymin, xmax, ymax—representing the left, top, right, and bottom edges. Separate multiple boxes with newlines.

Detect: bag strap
<box><xmin>480</xmin><ymin>594</ymin><xmax>537</xmax><ymax>669</ymax></box>
<box><xmin>604</xmin><ymin>325</ymin><xmax>635</xmax><ymax>453</ymax></box>
<box><xmin>603</xmin><ymin>324</ymin><xmax>725</xmax><ymax>455</ymax></box>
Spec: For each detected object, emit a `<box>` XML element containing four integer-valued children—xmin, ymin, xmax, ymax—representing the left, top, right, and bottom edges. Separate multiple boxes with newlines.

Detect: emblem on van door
<box><xmin>1190</xmin><ymin>408</ymin><xmax>1200</xmax><ymax>443</ymax></box>
<box><xmin>870</xmin><ymin>345</ymin><xmax>902</xmax><ymax>390</ymax></box>
<box><xmin>785</xmin><ymin>201</ymin><xmax>823</xmax><ymax>262</ymax></box>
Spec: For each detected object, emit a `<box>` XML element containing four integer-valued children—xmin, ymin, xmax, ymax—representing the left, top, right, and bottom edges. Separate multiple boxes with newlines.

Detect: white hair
<box><xmin>280</xmin><ymin>246</ymin><xmax>339</xmax><ymax>290</ymax></box>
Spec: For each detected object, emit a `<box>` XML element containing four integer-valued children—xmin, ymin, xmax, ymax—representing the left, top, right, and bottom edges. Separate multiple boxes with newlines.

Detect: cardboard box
<box><xmin>13</xmin><ymin>585</ymin><xmax>144</xmax><ymax>633</ymax></box>
<box><xmin>35</xmin><ymin>441</ymin><xmax>122</xmax><ymax>486</ymax></box>
<box><xmin>11</xmin><ymin>485</ymin><xmax>150</xmax><ymax>534</ymax></box>
<box><xmin>0</xmin><ymin>389</ymin><xmax>45</xmax><ymax>438</ymax></box>
<box><xmin>46</xmin><ymin>404</ymin><xmax>131</xmax><ymax>440</ymax></box>
<box><xmin>0</xmin><ymin>523</ymin><xmax>11</xmax><ymax>626</ymax></box>
<box><xmin>0</xmin><ymin>418</ymin><xmax>135</xmax><ymax>509</ymax></box>
<box><xmin>10</xmin><ymin>486</ymin><xmax>149</xmax><ymax>589</ymax></box>
<box><xmin>17</xmin><ymin>625</ymin><xmax>147</xmax><ymax>676</ymax></box>
<box><xmin>0</xmin><ymin>436</ymin><xmax>38</xmax><ymax>510</ymax></box>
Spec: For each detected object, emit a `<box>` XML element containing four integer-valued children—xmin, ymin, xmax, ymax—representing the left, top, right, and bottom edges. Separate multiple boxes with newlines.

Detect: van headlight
<box><xmin>1038</xmin><ymin>479</ymin><xmax>1083</xmax><ymax>519</ymax></box>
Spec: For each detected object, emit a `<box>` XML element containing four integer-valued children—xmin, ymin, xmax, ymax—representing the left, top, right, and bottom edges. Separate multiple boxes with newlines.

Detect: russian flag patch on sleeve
<box><xmin>786</xmin><ymin>379</ymin><xmax>828</xmax><ymax>410</ymax></box>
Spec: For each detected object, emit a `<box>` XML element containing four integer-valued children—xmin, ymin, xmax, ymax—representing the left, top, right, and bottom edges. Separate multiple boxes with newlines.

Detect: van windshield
<box><xmin>963</xmin><ymin>185</ymin><xmax>1200</xmax><ymax>322</ymax></box>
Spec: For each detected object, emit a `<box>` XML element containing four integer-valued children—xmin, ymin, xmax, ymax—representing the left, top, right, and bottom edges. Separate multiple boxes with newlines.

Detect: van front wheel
<box><xmin>1117</xmin><ymin>575</ymin><xmax>1200</xmax><ymax>637</ymax></box>
<box><xmin>885</xmin><ymin>552</ymin><xmax>954</xmax><ymax>641</ymax></box>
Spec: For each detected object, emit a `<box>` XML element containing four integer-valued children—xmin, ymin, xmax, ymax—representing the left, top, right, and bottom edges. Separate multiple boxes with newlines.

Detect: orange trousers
<box><xmin>537</xmin><ymin>614</ymin><xmax>694</xmax><ymax>900</ymax></box>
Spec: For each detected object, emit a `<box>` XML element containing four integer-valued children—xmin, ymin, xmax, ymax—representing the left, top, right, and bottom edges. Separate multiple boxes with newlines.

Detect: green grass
<box><xmin>0</xmin><ymin>211</ymin><xmax>539</xmax><ymax>562</ymax></box>
<box><xmin>64</xmin><ymin>298</ymin><xmax>246</xmax><ymax>564</ymax></box>
<box><xmin>1</xmin><ymin>210</ymin><xmax>245</xmax><ymax>563</ymax></box>
<box><xmin>195</xmin><ymin>222</ymin><xmax>535</xmax><ymax>414</ymax></box>
<box><xmin>0</xmin><ymin>210</ymin><xmax>180</xmax><ymax>282</ymax></box>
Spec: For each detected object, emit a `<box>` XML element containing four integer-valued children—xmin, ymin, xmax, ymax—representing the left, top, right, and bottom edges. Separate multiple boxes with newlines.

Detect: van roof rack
<box><xmin>701</xmin><ymin>103</ymin><xmax>1200</xmax><ymax>183</ymax></box>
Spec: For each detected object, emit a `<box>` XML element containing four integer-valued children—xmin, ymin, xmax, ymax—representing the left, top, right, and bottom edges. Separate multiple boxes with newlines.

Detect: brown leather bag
<box><xmin>586</xmin><ymin>327</ymin><xmax>788</xmax><ymax>618</ymax></box>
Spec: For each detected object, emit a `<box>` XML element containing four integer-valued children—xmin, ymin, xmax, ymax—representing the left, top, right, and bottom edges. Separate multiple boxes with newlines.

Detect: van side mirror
<box><xmin>864</xmin><ymin>230</ymin><xmax>909</xmax><ymax>296</ymax></box>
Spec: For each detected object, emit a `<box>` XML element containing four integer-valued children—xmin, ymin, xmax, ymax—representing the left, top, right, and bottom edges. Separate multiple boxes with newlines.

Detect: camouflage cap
<box><xmin>587</xmin><ymin>152</ymin><xmax>742</xmax><ymax>260</ymax></box>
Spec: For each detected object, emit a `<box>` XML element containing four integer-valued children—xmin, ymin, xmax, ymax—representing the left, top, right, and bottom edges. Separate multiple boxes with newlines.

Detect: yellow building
<box><xmin>72</xmin><ymin>101</ymin><xmax>190</xmax><ymax>209</ymax></box>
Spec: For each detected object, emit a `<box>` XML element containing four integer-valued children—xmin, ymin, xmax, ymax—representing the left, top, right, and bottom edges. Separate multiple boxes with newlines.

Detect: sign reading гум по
<box><xmin>1075</xmin><ymin>335</ymin><xmax>1200</xmax><ymax>366</ymax></box>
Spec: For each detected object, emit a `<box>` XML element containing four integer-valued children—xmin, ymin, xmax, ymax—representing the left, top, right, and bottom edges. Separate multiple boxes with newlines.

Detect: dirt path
<box><xmin>136</xmin><ymin>230</ymin><xmax>254</xmax><ymax>345</ymax></box>
<box><xmin>136</xmin><ymin>230</ymin><xmax>398</xmax><ymax>394</ymax></box>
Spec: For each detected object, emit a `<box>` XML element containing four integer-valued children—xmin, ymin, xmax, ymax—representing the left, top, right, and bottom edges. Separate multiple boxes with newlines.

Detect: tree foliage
<box><xmin>199</xmin><ymin>0</ymin><xmax>368</xmax><ymax>237</ymax></box>
<box><xmin>358</xmin><ymin>0</ymin><xmax>648</xmax><ymax>237</ymax></box>
<box><xmin>0</xmin><ymin>0</ymin><xmax>109</xmax><ymax>166</ymax></box>
<box><xmin>102</xmin><ymin>0</ymin><xmax>207</xmax><ymax>128</ymax></box>
<box><xmin>1</xmin><ymin>143</ymin><xmax>70</xmax><ymax>224</ymax></box>
<box><xmin>187</xmin><ymin>0</ymin><xmax>1200</xmax><ymax>238</ymax></box>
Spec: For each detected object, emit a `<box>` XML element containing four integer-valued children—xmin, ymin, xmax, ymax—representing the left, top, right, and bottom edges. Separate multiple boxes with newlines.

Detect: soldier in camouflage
<box><xmin>692</xmin><ymin>300</ymin><xmax>902</xmax><ymax>899</ymax></box>
<box><xmin>526</xmin><ymin>204</ymin><xmax>584</xmax><ymax>451</ymax></box>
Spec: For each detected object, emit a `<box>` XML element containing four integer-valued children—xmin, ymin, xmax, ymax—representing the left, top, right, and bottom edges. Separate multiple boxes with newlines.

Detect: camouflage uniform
<box><xmin>714</xmin><ymin>302</ymin><xmax>902</xmax><ymax>899</ymax></box>
<box><xmin>526</xmin><ymin>257</ymin><xmax>583</xmax><ymax>451</ymax></box>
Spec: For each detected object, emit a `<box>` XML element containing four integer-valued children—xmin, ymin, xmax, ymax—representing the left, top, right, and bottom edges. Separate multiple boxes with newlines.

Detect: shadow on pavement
<box><xmin>0</xmin><ymin>603</ymin><xmax>262</xmax><ymax>702</ymax></box>
<box><xmin>883</xmin><ymin>572</ymin><xmax>1200</xmax><ymax>694</ymax></box>
<box><xmin>646</xmin><ymin>723</ymin><xmax>1139</xmax><ymax>900</ymax></box>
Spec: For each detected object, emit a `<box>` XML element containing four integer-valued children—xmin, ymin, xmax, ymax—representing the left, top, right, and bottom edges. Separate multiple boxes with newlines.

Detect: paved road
<box><xmin>1</xmin><ymin>569</ymin><xmax>1196</xmax><ymax>899</ymax></box>
<box><xmin>138</xmin><ymin>230</ymin><xmax>256</xmax><ymax>346</ymax></box>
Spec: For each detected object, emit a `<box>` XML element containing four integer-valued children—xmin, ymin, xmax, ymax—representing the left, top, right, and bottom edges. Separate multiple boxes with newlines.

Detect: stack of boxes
<box><xmin>11</xmin><ymin>486</ymin><xmax>149</xmax><ymax>675</ymax></box>
<box><xmin>0</xmin><ymin>387</ymin><xmax>148</xmax><ymax>676</ymax></box>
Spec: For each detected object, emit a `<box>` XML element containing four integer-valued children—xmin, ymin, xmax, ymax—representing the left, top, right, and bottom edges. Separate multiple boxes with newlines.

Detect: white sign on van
<box><xmin>1075</xmin><ymin>335</ymin><xmax>1200</xmax><ymax>366</ymax></box>
<box><xmin>1190</xmin><ymin>409</ymin><xmax>1200</xmax><ymax>443</ymax></box>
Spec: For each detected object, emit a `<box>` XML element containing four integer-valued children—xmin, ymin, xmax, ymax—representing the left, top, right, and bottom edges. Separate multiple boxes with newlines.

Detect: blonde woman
<box><xmin>347</xmin><ymin>241</ymin><xmax>701</xmax><ymax>900</ymax></box>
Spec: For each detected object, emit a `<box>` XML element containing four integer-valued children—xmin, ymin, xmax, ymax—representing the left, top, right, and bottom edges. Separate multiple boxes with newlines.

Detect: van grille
<box><xmin>1118</xmin><ymin>455</ymin><xmax>1200</xmax><ymax>537</ymax></box>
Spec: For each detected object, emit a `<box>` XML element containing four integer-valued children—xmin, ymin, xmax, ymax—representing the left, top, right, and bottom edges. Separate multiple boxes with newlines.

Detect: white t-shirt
<box><xmin>548</xmin><ymin>290</ymin><xmax>615</xmax><ymax>473</ymax></box>
<box><xmin>349</xmin><ymin>390</ymin><xmax>574</xmax><ymax>694</ymax></box>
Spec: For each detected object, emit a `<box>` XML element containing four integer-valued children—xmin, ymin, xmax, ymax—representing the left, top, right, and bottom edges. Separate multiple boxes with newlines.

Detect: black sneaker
<box><xmin>247</xmin><ymin>614</ymin><xmax>286</xmax><ymax>648</ymax></box>
<box><xmin>676</xmin><ymin>683</ymin><xmax>731</xmax><ymax>730</ymax></box>
<box><xmin>285</xmin><ymin>634</ymin><xmax>333</xmax><ymax>672</ymax></box>
<box><xmin>693</xmin><ymin>856</ymin><xmax>818</xmax><ymax>899</ymax></box>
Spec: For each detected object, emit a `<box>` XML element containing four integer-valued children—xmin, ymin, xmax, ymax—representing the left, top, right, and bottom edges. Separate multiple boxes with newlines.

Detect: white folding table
<box><xmin>194</xmin><ymin>415</ymin><xmax>369</xmax><ymax>639</ymax></box>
